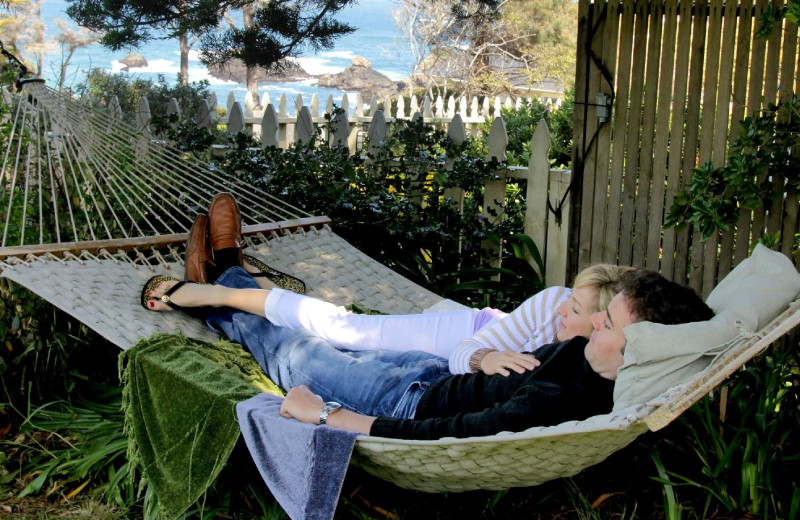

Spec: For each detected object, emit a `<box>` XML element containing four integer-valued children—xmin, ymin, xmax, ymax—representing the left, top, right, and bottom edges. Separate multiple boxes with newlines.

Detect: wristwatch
<box><xmin>319</xmin><ymin>401</ymin><xmax>342</xmax><ymax>425</ymax></box>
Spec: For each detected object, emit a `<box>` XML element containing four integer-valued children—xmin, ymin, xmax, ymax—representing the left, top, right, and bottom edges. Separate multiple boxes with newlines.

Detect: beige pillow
<box><xmin>613</xmin><ymin>245</ymin><xmax>800</xmax><ymax>410</ymax></box>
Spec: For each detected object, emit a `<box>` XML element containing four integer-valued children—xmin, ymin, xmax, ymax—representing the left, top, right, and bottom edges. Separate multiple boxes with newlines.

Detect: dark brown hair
<box><xmin>616</xmin><ymin>268</ymin><xmax>715</xmax><ymax>325</ymax></box>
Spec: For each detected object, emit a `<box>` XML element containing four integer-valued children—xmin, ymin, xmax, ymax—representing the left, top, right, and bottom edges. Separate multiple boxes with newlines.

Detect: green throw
<box><xmin>120</xmin><ymin>332</ymin><xmax>282</xmax><ymax>519</ymax></box>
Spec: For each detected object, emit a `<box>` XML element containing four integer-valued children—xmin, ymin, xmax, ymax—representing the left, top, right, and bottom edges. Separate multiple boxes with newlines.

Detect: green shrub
<box><xmin>476</xmin><ymin>87</ymin><xmax>574</xmax><ymax>168</ymax></box>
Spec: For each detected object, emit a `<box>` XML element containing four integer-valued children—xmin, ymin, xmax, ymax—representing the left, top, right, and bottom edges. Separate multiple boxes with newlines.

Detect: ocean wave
<box><xmin>295</xmin><ymin>56</ymin><xmax>347</xmax><ymax>76</ymax></box>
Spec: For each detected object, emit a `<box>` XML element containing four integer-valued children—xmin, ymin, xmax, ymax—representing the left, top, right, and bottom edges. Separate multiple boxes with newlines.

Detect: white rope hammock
<box><xmin>2</xmin><ymin>80</ymin><xmax>799</xmax><ymax>493</ymax></box>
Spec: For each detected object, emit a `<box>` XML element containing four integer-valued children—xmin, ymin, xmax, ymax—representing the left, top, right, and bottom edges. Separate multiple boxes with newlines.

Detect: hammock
<box><xmin>2</xmin><ymin>80</ymin><xmax>799</xmax><ymax>493</ymax></box>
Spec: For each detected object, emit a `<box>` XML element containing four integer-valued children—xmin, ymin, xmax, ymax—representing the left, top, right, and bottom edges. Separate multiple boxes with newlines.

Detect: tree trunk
<box><xmin>179</xmin><ymin>32</ymin><xmax>189</xmax><ymax>85</ymax></box>
<box><xmin>243</xmin><ymin>4</ymin><xmax>261</xmax><ymax>109</ymax></box>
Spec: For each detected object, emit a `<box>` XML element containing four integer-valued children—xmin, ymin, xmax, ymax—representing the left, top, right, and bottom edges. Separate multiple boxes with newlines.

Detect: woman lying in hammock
<box><xmin>243</xmin><ymin>262</ymin><xmax>630</xmax><ymax>376</ymax></box>
<box><xmin>143</xmin><ymin>194</ymin><xmax>714</xmax><ymax>439</ymax></box>
<box><xmin>152</xmin><ymin>197</ymin><xmax>631</xmax><ymax>377</ymax></box>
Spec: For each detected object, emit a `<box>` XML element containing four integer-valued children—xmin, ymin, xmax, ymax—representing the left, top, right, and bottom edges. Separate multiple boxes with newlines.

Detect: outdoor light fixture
<box><xmin>595</xmin><ymin>93</ymin><xmax>611</xmax><ymax>123</ymax></box>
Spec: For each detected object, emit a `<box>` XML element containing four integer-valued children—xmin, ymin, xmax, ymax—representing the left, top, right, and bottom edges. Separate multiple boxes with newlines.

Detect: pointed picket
<box><xmin>260</xmin><ymin>104</ymin><xmax>279</xmax><ymax>147</ymax></box>
<box><xmin>228</xmin><ymin>102</ymin><xmax>244</xmax><ymax>134</ymax></box>
<box><xmin>196</xmin><ymin>99</ymin><xmax>212</xmax><ymax>129</ymax></box>
<box><xmin>329</xmin><ymin>108</ymin><xmax>350</xmax><ymax>148</ymax></box>
<box><xmin>295</xmin><ymin>105</ymin><xmax>314</xmax><ymax>144</ymax></box>
<box><xmin>367</xmin><ymin>109</ymin><xmax>387</xmax><ymax>156</ymax></box>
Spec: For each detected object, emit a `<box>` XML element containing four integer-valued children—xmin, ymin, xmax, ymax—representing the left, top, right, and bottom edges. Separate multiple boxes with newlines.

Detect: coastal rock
<box><xmin>120</xmin><ymin>52</ymin><xmax>147</xmax><ymax>71</ymax></box>
<box><xmin>317</xmin><ymin>57</ymin><xmax>405</xmax><ymax>103</ymax></box>
<box><xmin>208</xmin><ymin>59</ymin><xmax>312</xmax><ymax>83</ymax></box>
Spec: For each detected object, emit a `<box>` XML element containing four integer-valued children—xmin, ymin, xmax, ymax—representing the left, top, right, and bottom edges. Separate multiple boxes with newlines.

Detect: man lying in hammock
<box><xmin>143</xmin><ymin>194</ymin><xmax>715</xmax><ymax>440</ymax></box>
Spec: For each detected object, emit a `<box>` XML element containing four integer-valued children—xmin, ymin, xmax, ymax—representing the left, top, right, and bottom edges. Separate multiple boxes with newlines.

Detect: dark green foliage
<box><xmin>477</xmin><ymin>88</ymin><xmax>575</xmax><ymax>168</ymax></box>
<box><xmin>665</xmin><ymin>95</ymin><xmax>800</xmax><ymax>241</ymax></box>
<box><xmin>200</xmin><ymin>0</ymin><xmax>355</xmax><ymax>72</ymax></box>
<box><xmin>650</xmin><ymin>346</ymin><xmax>800</xmax><ymax>519</ymax></box>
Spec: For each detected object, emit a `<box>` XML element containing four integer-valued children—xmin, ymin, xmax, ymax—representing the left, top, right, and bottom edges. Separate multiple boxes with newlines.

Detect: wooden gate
<box><xmin>569</xmin><ymin>0</ymin><xmax>798</xmax><ymax>296</ymax></box>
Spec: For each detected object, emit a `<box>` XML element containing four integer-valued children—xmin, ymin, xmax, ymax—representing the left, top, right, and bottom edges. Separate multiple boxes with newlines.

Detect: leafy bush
<box><xmin>476</xmin><ymin>88</ymin><xmax>574</xmax><ymax>168</ymax></box>
<box><xmin>665</xmin><ymin>95</ymin><xmax>800</xmax><ymax>242</ymax></box>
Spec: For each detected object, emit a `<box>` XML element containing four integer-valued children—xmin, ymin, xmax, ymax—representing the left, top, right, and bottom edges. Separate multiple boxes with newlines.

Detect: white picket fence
<box><xmin>122</xmin><ymin>92</ymin><xmax>570</xmax><ymax>285</ymax></box>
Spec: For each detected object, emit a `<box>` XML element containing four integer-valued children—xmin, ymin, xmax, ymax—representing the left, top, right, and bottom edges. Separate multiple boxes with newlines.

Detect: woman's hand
<box><xmin>480</xmin><ymin>351</ymin><xmax>540</xmax><ymax>376</ymax></box>
<box><xmin>280</xmin><ymin>385</ymin><xmax>324</xmax><ymax>425</ymax></box>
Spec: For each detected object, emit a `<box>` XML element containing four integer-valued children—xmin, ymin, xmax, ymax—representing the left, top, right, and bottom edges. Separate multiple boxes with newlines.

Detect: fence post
<box><xmin>108</xmin><ymin>96</ymin><xmax>122</xmax><ymax>121</ymax></box>
<box><xmin>228</xmin><ymin>102</ymin><xmax>244</xmax><ymax>134</ymax></box>
<box><xmin>261</xmin><ymin>104</ymin><xmax>279</xmax><ymax>148</ymax></box>
<box><xmin>136</xmin><ymin>97</ymin><xmax>151</xmax><ymax>154</ymax></box>
<box><xmin>329</xmin><ymin>108</ymin><xmax>349</xmax><ymax>149</ymax></box>
<box><xmin>484</xmin><ymin>116</ymin><xmax>508</xmax><ymax>266</ymax></box>
<box><xmin>167</xmin><ymin>97</ymin><xmax>180</xmax><ymax>129</ymax></box>
<box><xmin>446</xmin><ymin>113</ymin><xmax>468</xmax><ymax>211</ymax></box>
<box><xmin>528</xmin><ymin>119</ymin><xmax>566</xmax><ymax>286</ymax></box>
<box><xmin>196</xmin><ymin>99</ymin><xmax>212</xmax><ymax>129</ymax></box>
<box><xmin>295</xmin><ymin>105</ymin><xmax>314</xmax><ymax>145</ymax></box>
<box><xmin>367</xmin><ymin>109</ymin><xmax>387</xmax><ymax>158</ymax></box>
<box><xmin>278</xmin><ymin>94</ymin><xmax>289</xmax><ymax>148</ymax></box>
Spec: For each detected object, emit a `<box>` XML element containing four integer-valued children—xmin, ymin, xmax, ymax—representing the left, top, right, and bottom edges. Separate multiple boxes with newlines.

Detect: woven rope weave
<box><xmin>0</xmin><ymin>228</ymin><xmax>441</xmax><ymax>350</ymax></box>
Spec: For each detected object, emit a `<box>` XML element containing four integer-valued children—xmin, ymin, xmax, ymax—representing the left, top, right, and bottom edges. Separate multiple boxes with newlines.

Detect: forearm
<box><xmin>324</xmin><ymin>409</ymin><xmax>376</xmax><ymax>435</ymax></box>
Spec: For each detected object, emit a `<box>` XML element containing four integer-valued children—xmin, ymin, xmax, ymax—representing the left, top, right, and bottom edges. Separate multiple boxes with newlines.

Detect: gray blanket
<box><xmin>236</xmin><ymin>393</ymin><xmax>360</xmax><ymax>520</ymax></box>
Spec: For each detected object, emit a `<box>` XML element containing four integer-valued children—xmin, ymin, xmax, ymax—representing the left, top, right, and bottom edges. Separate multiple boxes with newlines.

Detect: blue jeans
<box><xmin>206</xmin><ymin>267</ymin><xmax>451</xmax><ymax>418</ymax></box>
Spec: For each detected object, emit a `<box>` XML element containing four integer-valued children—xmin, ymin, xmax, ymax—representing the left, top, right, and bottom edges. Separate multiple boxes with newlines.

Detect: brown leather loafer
<box><xmin>208</xmin><ymin>192</ymin><xmax>243</xmax><ymax>253</ymax></box>
<box><xmin>185</xmin><ymin>214</ymin><xmax>211</xmax><ymax>283</ymax></box>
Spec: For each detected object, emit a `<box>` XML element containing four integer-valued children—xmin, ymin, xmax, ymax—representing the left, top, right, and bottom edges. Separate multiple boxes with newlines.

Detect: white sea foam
<box><xmin>111</xmin><ymin>58</ymin><xmax>178</xmax><ymax>75</ymax></box>
<box><xmin>295</xmin><ymin>56</ymin><xmax>346</xmax><ymax>75</ymax></box>
<box><xmin>321</xmin><ymin>50</ymin><xmax>357</xmax><ymax>60</ymax></box>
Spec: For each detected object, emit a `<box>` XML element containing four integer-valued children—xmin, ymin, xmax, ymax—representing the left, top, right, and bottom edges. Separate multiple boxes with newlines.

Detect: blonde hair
<box><xmin>572</xmin><ymin>264</ymin><xmax>633</xmax><ymax>313</ymax></box>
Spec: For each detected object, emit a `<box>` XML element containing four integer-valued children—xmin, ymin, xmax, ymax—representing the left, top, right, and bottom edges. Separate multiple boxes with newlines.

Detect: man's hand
<box><xmin>280</xmin><ymin>385</ymin><xmax>324</xmax><ymax>425</ymax></box>
<box><xmin>280</xmin><ymin>385</ymin><xmax>377</xmax><ymax>434</ymax></box>
<box><xmin>481</xmin><ymin>351</ymin><xmax>540</xmax><ymax>376</ymax></box>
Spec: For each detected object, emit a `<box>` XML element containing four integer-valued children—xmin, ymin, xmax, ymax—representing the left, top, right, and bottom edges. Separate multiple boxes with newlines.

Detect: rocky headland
<box><xmin>207</xmin><ymin>56</ymin><xmax>408</xmax><ymax>103</ymax></box>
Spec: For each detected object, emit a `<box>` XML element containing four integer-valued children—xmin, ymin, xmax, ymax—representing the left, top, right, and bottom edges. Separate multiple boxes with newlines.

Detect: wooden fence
<box><xmin>118</xmin><ymin>93</ymin><xmax>571</xmax><ymax>286</ymax></box>
<box><xmin>571</xmin><ymin>0</ymin><xmax>798</xmax><ymax>296</ymax></box>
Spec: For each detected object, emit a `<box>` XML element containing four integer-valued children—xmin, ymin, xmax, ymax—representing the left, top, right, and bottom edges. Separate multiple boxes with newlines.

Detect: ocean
<box><xmin>36</xmin><ymin>0</ymin><xmax>412</xmax><ymax>112</ymax></box>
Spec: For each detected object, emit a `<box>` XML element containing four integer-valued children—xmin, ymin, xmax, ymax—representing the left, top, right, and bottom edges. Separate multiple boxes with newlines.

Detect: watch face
<box><xmin>320</xmin><ymin>401</ymin><xmax>342</xmax><ymax>425</ymax></box>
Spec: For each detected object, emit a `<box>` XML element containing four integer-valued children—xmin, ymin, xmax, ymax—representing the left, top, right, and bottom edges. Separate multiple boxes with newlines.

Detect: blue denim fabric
<box><xmin>206</xmin><ymin>267</ymin><xmax>451</xmax><ymax>419</ymax></box>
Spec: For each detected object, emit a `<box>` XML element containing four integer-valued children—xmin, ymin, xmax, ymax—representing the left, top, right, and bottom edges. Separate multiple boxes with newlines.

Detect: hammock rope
<box><xmin>1</xmin><ymin>81</ymin><xmax>316</xmax><ymax>260</ymax></box>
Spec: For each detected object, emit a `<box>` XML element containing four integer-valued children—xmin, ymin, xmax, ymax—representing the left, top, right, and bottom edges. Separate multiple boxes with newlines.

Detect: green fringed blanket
<box><xmin>120</xmin><ymin>332</ymin><xmax>283</xmax><ymax>519</ymax></box>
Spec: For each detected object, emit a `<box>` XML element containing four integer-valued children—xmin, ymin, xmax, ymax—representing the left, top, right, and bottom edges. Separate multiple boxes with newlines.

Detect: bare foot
<box><xmin>144</xmin><ymin>279</ymin><xmax>216</xmax><ymax>311</ymax></box>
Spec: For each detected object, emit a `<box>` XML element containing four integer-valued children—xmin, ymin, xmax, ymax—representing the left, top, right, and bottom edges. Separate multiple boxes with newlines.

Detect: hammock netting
<box><xmin>2</xmin><ymin>80</ymin><xmax>799</xmax><ymax>493</ymax></box>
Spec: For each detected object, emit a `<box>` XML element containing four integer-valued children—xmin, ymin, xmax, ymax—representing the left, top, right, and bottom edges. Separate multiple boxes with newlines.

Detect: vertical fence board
<box><xmin>591</xmin><ymin>0</ymin><xmax>621</xmax><ymax>264</ymax></box>
<box><xmin>579</xmin><ymin>0</ymin><xmax>605</xmax><ymax>267</ymax></box>
<box><xmin>736</xmin><ymin>0</ymin><xmax>769</xmax><ymax>264</ymax></box>
<box><xmin>660</xmin><ymin>0</ymin><xmax>693</xmax><ymax>278</ymax></box>
<box><xmin>727</xmin><ymin>0</ymin><xmax>754</xmax><ymax>267</ymax></box>
<box><xmin>633</xmin><ymin>0</ymin><xmax>663</xmax><ymax>268</ymax></box>
<box><xmin>602</xmin><ymin>0</ymin><xmax>636</xmax><ymax>270</ymax></box>
<box><xmin>617</xmin><ymin>0</ymin><xmax>649</xmax><ymax>266</ymax></box>
<box><xmin>676</xmin><ymin>1</ymin><xmax>708</xmax><ymax>287</ymax></box>
<box><xmin>571</xmin><ymin>0</ymin><xmax>593</xmax><ymax>275</ymax></box>
<box><xmin>704</xmin><ymin>0</ymin><xmax>739</xmax><ymax>292</ymax></box>
<box><xmin>647</xmin><ymin>0</ymin><xmax>678</xmax><ymax>270</ymax></box>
